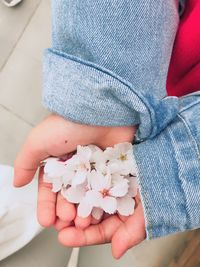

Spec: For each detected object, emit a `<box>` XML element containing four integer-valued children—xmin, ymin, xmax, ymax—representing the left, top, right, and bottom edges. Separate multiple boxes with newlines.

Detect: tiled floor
<box><xmin>0</xmin><ymin>1</ymin><xmax>188</xmax><ymax>266</ymax></box>
<box><xmin>0</xmin><ymin>0</ymin><xmax>49</xmax><ymax>165</ymax></box>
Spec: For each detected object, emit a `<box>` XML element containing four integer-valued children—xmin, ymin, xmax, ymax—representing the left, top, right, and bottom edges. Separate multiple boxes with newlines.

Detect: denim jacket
<box><xmin>42</xmin><ymin>0</ymin><xmax>200</xmax><ymax>239</ymax></box>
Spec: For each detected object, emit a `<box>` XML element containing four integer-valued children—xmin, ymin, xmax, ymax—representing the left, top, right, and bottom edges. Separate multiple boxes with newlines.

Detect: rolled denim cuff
<box><xmin>43</xmin><ymin>48</ymin><xmax>179</xmax><ymax>140</ymax></box>
<box><xmin>133</xmin><ymin>101</ymin><xmax>200</xmax><ymax>239</ymax></box>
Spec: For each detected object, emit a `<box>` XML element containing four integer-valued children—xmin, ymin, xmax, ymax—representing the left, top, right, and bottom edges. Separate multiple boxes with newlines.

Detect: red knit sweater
<box><xmin>167</xmin><ymin>0</ymin><xmax>200</xmax><ymax>97</ymax></box>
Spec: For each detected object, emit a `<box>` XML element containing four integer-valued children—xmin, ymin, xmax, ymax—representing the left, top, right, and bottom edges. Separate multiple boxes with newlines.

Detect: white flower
<box><xmin>90</xmin><ymin>170</ymin><xmax>129</xmax><ymax>198</ymax></box>
<box><xmin>44</xmin><ymin>157</ymin><xmax>68</xmax><ymax>178</ymax></box>
<box><xmin>77</xmin><ymin>190</ymin><xmax>101</xmax><ymax>218</ymax></box>
<box><xmin>44</xmin><ymin>174</ymin><xmax>63</xmax><ymax>193</ymax></box>
<box><xmin>104</xmin><ymin>142</ymin><xmax>135</xmax><ymax>175</ymax></box>
<box><xmin>87</xmin><ymin>144</ymin><xmax>102</xmax><ymax>153</ymax></box>
<box><xmin>77</xmin><ymin>170</ymin><xmax>129</xmax><ymax>218</ymax></box>
<box><xmin>115</xmin><ymin>175</ymin><xmax>138</xmax><ymax>216</ymax></box>
<box><xmin>117</xmin><ymin>195</ymin><xmax>135</xmax><ymax>216</ymax></box>
<box><xmin>61</xmin><ymin>182</ymin><xmax>89</xmax><ymax>203</ymax></box>
<box><xmin>89</xmin><ymin>147</ymin><xmax>107</xmax><ymax>174</ymax></box>
<box><xmin>43</xmin><ymin>157</ymin><xmax>72</xmax><ymax>191</ymax></box>
<box><xmin>65</xmin><ymin>145</ymin><xmax>92</xmax><ymax>187</ymax></box>
<box><xmin>126</xmin><ymin>175</ymin><xmax>138</xmax><ymax>198</ymax></box>
<box><xmin>42</xmin><ymin>143</ymin><xmax>138</xmax><ymax>219</ymax></box>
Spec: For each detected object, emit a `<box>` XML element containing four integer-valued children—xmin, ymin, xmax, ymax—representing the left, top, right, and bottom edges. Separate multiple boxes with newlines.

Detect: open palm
<box><xmin>57</xmin><ymin>193</ymin><xmax>146</xmax><ymax>259</ymax></box>
<box><xmin>38</xmin><ymin>167</ymin><xmax>146</xmax><ymax>259</ymax></box>
<box><xmin>14</xmin><ymin>114</ymin><xmax>145</xmax><ymax>259</ymax></box>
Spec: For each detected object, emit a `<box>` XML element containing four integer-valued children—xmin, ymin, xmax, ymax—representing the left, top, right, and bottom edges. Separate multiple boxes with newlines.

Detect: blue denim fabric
<box><xmin>43</xmin><ymin>0</ymin><xmax>180</xmax><ymax>140</ymax></box>
<box><xmin>134</xmin><ymin>92</ymin><xmax>200</xmax><ymax>239</ymax></box>
<box><xmin>42</xmin><ymin>0</ymin><xmax>200</xmax><ymax>239</ymax></box>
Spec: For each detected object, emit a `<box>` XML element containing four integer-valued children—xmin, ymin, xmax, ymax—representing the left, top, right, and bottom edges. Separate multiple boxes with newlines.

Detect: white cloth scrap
<box><xmin>0</xmin><ymin>165</ymin><xmax>43</xmax><ymax>261</ymax></box>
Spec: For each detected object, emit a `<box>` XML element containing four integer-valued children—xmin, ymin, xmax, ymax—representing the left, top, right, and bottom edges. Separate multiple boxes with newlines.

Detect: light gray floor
<box><xmin>0</xmin><ymin>229</ymin><xmax>72</xmax><ymax>267</ymax></box>
<box><xmin>0</xmin><ymin>1</ymin><xmax>189</xmax><ymax>266</ymax></box>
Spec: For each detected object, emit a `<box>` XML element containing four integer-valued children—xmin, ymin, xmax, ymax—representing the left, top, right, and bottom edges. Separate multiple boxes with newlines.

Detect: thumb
<box><xmin>14</xmin><ymin>116</ymin><xmax>80</xmax><ymax>187</ymax></box>
<box><xmin>13</xmin><ymin>125</ymin><xmax>80</xmax><ymax>187</ymax></box>
<box><xmin>14</xmin><ymin>137</ymin><xmax>49</xmax><ymax>187</ymax></box>
<box><xmin>111</xmin><ymin>202</ymin><xmax>146</xmax><ymax>259</ymax></box>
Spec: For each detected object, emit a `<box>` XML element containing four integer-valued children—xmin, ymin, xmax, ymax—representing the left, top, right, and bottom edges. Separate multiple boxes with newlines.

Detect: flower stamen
<box><xmin>79</xmin><ymin>162</ymin><xmax>89</xmax><ymax>171</ymax></box>
<box><xmin>119</xmin><ymin>153</ymin><xmax>127</xmax><ymax>161</ymax></box>
<box><xmin>90</xmin><ymin>162</ymin><xmax>96</xmax><ymax>171</ymax></box>
<box><xmin>100</xmin><ymin>189</ymin><xmax>109</xmax><ymax>198</ymax></box>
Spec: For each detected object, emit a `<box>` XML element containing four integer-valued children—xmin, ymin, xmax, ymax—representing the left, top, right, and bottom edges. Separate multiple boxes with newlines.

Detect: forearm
<box><xmin>43</xmin><ymin>0</ymin><xmax>180</xmax><ymax>139</ymax></box>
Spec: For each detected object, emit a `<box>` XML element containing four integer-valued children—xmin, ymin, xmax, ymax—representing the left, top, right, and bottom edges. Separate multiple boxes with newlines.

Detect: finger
<box><xmin>56</xmin><ymin>193</ymin><xmax>76</xmax><ymax>222</ymax></box>
<box><xmin>37</xmin><ymin>168</ymin><xmax>57</xmax><ymax>227</ymax></box>
<box><xmin>54</xmin><ymin>218</ymin><xmax>72</xmax><ymax>231</ymax></box>
<box><xmin>91</xmin><ymin>208</ymin><xmax>104</xmax><ymax>225</ymax></box>
<box><xmin>14</xmin><ymin>131</ymin><xmax>49</xmax><ymax>187</ymax></box>
<box><xmin>118</xmin><ymin>214</ymin><xmax>129</xmax><ymax>222</ymax></box>
<box><xmin>135</xmin><ymin>192</ymin><xmax>141</xmax><ymax>206</ymax></box>
<box><xmin>112</xmin><ymin>202</ymin><xmax>146</xmax><ymax>259</ymax></box>
<box><xmin>58</xmin><ymin>215</ymin><xmax>122</xmax><ymax>247</ymax></box>
<box><xmin>74</xmin><ymin>215</ymin><xmax>92</xmax><ymax>229</ymax></box>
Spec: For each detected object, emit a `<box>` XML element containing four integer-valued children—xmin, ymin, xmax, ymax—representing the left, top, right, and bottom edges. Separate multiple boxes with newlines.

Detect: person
<box><xmin>1</xmin><ymin>0</ymin><xmax>23</xmax><ymax>7</ymax></box>
<box><xmin>14</xmin><ymin>0</ymin><xmax>200</xmax><ymax>261</ymax></box>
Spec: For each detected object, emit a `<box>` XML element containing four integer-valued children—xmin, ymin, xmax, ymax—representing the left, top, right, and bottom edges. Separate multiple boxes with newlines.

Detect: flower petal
<box><xmin>89</xmin><ymin>171</ymin><xmax>106</xmax><ymax>191</ymax></box>
<box><xmin>88</xmin><ymin>144</ymin><xmax>102</xmax><ymax>153</ymax></box>
<box><xmin>111</xmin><ymin>173</ymin><xmax>124</xmax><ymax>184</ymax></box>
<box><xmin>90</xmin><ymin>170</ymin><xmax>111</xmax><ymax>190</ymax></box>
<box><xmin>101</xmin><ymin>196</ymin><xmax>117</xmax><ymax>214</ymax></box>
<box><xmin>65</xmin><ymin>155</ymin><xmax>80</xmax><ymax>172</ymax></box>
<box><xmin>62</xmin><ymin>170</ymin><xmax>74</xmax><ymax>186</ymax></box>
<box><xmin>104</xmin><ymin>172</ymin><xmax>112</xmax><ymax>189</ymax></box>
<box><xmin>91</xmin><ymin>149</ymin><xmax>105</xmax><ymax>163</ymax></box>
<box><xmin>104</xmin><ymin>146</ymin><xmax>118</xmax><ymax>161</ymax></box>
<box><xmin>44</xmin><ymin>160</ymin><xmax>67</xmax><ymax>177</ymax></box>
<box><xmin>107</xmin><ymin>161</ymin><xmax>122</xmax><ymax>174</ymax></box>
<box><xmin>52</xmin><ymin>181</ymin><xmax>63</xmax><ymax>193</ymax></box>
<box><xmin>61</xmin><ymin>185</ymin><xmax>86</xmax><ymax>203</ymax></box>
<box><xmin>114</xmin><ymin>142</ymin><xmax>133</xmax><ymax>154</ymax></box>
<box><xmin>77</xmin><ymin>199</ymin><xmax>93</xmax><ymax>218</ymax></box>
<box><xmin>117</xmin><ymin>195</ymin><xmax>135</xmax><ymax>216</ymax></box>
<box><xmin>43</xmin><ymin>174</ymin><xmax>53</xmax><ymax>184</ymax></box>
<box><xmin>72</xmin><ymin>170</ymin><xmax>87</xmax><ymax>186</ymax></box>
<box><xmin>95</xmin><ymin>162</ymin><xmax>107</xmax><ymax>174</ymax></box>
<box><xmin>84</xmin><ymin>190</ymin><xmax>102</xmax><ymax>207</ymax></box>
<box><xmin>128</xmin><ymin>177</ymin><xmax>138</xmax><ymax>197</ymax></box>
<box><xmin>109</xmin><ymin>179</ymin><xmax>129</xmax><ymax>197</ymax></box>
<box><xmin>120</xmin><ymin>161</ymin><xmax>136</xmax><ymax>176</ymax></box>
<box><xmin>77</xmin><ymin>145</ymin><xmax>92</xmax><ymax>161</ymax></box>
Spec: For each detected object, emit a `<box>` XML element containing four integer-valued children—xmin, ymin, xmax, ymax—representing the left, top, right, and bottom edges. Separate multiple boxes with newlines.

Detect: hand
<box><xmin>57</xmin><ymin>193</ymin><xmax>146</xmax><ymax>259</ymax></box>
<box><xmin>14</xmin><ymin>113</ymin><xmax>136</xmax><ymax>228</ymax></box>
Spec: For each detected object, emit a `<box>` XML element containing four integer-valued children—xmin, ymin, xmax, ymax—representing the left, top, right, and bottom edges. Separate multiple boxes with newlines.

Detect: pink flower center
<box><xmin>101</xmin><ymin>189</ymin><xmax>109</xmax><ymax>198</ymax></box>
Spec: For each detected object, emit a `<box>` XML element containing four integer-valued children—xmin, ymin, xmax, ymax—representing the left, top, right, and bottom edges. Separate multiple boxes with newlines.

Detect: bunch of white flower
<box><xmin>43</xmin><ymin>142</ymin><xmax>138</xmax><ymax>219</ymax></box>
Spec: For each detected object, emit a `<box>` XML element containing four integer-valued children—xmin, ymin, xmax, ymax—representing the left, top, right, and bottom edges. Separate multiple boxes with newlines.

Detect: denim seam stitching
<box><xmin>178</xmin><ymin>114</ymin><xmax>200</xmax><ymax>161</ymax></box>
<box><xmin>179</xmin><ymin>99</ymin><xmax>200</xmax><ymax>114</ymax></box>
<box><xmin>167</xmin><ymin>125</ymin><xmax>189</xmax><ymax>229</ymax></box>
<box><xmin>132</xmin><ymin>151</ymin><xmax>153</xmax><ymax>239</ymax></box>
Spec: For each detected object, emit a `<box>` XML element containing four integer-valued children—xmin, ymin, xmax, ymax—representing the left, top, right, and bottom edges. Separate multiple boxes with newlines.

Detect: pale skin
<box><xmin>14</xmin><ymin>114</ymin><xmax>146</xmax><ymax>259</ymax></box>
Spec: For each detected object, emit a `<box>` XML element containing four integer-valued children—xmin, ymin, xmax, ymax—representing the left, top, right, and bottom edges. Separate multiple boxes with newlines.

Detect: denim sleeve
<box><xmin>133</xmin><ymin>92</ymin><xmax>200</xmax><ymax>239</ymax></box>
<box><xmin>43</xmin><ymin>0</ymin><xmax>180</xmax><ymax>139</ymax></box>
